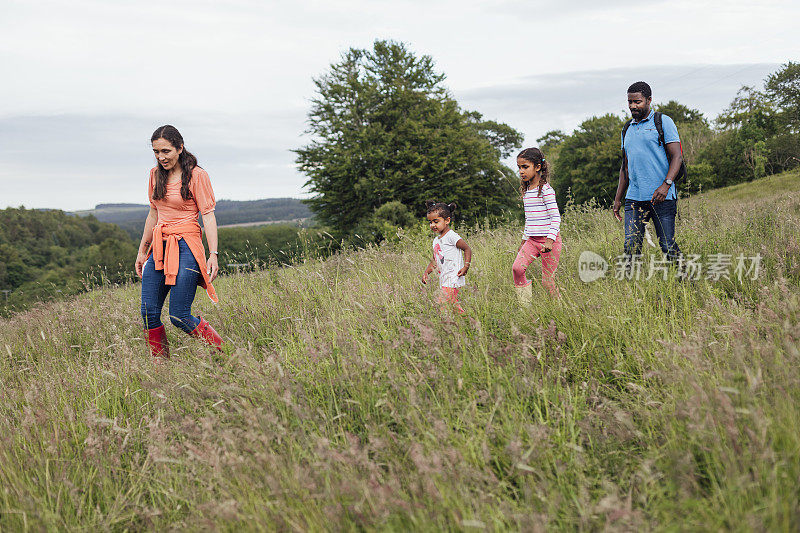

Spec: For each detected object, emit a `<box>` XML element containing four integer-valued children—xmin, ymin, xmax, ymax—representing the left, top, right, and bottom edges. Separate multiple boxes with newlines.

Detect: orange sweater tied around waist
<box><xmin>148</xmin><ymin>221</ymin><xmax>218</xmax><ymax>303</ymax></box>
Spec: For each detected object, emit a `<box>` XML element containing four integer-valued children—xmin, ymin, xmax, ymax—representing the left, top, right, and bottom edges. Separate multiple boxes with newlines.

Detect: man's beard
<box><xmin>631</xmin><ymin>109</ymin><xmax>645</xmax><ymax>120</ymax></box>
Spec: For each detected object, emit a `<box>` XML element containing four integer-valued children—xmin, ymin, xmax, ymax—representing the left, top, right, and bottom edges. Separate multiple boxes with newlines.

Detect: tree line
<box><xmin>0</xmin><ymin>208</ymin><xmax>138</xmax><ymax>313</ymax></box>
<box><xmin>296</xmin><ymin>43</ymin><xmax>799</xmax><ymax>236</ymax></box>
<box><xmin>526</xmin><ymin>63</ymin><xmax>800</xmax><ymax>206</ymax></box>
<box><xmin>0</xmin><ymin>207</ymin><xmax>321</xmax><ymax>315</ymax></box>
<box><xmin>78</xmin><ymin>198</ymin><xmax>312</xmax><ymax>239</ymax></box>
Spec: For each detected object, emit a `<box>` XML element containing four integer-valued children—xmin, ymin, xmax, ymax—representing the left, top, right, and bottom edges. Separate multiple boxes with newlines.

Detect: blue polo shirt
<box><xmin>621</xmin><ymin>110</ymin><xmax>680</xmax><ymax>201</ymax></box>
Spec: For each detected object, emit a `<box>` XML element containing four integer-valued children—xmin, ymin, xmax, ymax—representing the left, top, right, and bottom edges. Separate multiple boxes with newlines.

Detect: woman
<box><xmin>135</xmin><ymin>125</ymin><xmax>223</xmax><ymax>360</ymax></box>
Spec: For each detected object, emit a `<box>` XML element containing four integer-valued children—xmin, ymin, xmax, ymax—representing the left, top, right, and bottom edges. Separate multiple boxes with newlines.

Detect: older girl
<box><xmin>134</xmin><ymin>125</ymin><xmax>223</xmax><ymax>360</ymax></box>
<box><xmin>512</xmin><ymin>147</ymin><xmax>562</xmax><ymax>303</ymax></box>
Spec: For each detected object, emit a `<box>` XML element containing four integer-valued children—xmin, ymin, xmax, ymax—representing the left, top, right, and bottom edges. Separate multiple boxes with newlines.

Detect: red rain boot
<box><xmin>146</xmin><ymin>325</ymin><xmax>169</xmax><ymax>359</ymax></box>
<box><xmin>191</xmin><ymin>316</ymin><xmax>223</xmax><ymax>352</ymax></box>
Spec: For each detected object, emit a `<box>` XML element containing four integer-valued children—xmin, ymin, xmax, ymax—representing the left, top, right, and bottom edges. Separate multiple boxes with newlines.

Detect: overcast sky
<box><xmin>1</xmin><ymin>0</ymin><xmax>797</xmax><ymax>211</ymax></box>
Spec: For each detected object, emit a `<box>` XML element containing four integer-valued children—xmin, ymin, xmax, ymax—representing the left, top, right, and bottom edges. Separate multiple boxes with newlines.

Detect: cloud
<box><xmin>455</xmin><ymin>63</ymin><xmax>779</xmax><ymax>146</ymax></box>
<box><xmin>0</xmin><ymin>112</ymin><xmax>310</xmax><ymax>210</ymax></box>
<box><xmin>0</xmin><ymin>62</ymin><xmax>782</xmax><ymax>211</ymax></box>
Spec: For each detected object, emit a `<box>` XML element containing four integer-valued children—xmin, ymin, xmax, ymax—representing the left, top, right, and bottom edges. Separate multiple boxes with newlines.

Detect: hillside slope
<box><xmin>1</xmin><ymin>170</ymin><xmax>799</xmax><ymax>530</ymax></box>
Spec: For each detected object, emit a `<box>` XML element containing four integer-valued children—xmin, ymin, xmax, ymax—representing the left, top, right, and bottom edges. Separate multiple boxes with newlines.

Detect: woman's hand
<box><xmin>135</xmin><ymin>251</ymin><xmax>148</xmax><ymax>279</ymax></box>
<box><xmin>421</xmin><ymin>271</ymin><xmax>429</xmax><ymax>285</ymax></box>
<box><xmin>136</xmin><ymin>208</ymin><xmax>158</xmax><ymax>279</ymax></box>
<box><xmin>207</xmin><ymin>254</ymin><xmax>219</xmax><ymax>282</ymax></box>
<box><xmin>540</xmin><ymin>238</ymin><xmax>554</xmax><ymax>253</ymax></box>
<box><xmin>457</xmin><ymin>263</ymin><xmax>470</xmax><ymax>277</ymax></box>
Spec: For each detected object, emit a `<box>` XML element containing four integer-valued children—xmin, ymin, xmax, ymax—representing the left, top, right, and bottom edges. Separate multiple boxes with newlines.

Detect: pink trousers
<box><xmin>512</xmin><ymin>235</ymin><xmax>562</xmax><ymax>297</ymax></box>
<box><xmin>438</xmin><ymin>287</ymin><xmax>465</xmax><ymax>314</ymax></box>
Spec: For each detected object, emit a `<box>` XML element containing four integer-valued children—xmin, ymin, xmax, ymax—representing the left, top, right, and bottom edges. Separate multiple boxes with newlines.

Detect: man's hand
<box><xmin>651</xmin><ymin>183</ymin><xmax>669</xmax><ymax>204</ymax></box>
<box><xmin>613</xmin><ymin>199</ymin><xmax>623</xmax><ymax>221</ymax></box>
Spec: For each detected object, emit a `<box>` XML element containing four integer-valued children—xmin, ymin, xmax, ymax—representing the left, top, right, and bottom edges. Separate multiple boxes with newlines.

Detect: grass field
<box><xmin>1</xmin><ymin>170</ymin><xmax>799</xmax><ymax>530</ymax></box>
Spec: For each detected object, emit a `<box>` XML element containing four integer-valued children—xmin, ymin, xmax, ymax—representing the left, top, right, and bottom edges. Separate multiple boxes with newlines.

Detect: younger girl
<box><xmin>421</xmin><ymin>201</ymin><xmax>472</xmax><ymax>314</ymax></box>
<box><xmin>512</xmin><ymin>147</ymin><xmax>562</xmax><ymax>303</ymax></box>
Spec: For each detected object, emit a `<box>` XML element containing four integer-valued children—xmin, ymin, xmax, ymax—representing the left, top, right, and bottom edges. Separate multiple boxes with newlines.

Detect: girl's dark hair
<box><xmin>425</xmin><ymin>200</ymin><xmax>457</xmax><ymax>220</ymax></box>
<box><xmin>517</xmin><ymin>147</ymin><xmax>550</xmax><ymax>197</ymax></box>
<box><xmin>150</xmin><ymin>125</ymin><xmax>198</xmax><ymax>201</ymax></box>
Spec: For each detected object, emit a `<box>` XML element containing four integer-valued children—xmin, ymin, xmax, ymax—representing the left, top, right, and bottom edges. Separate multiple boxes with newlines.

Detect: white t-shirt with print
<box><xmin>432</xmin><ymin>229</ymin><xmax>465</xmax><ymax>288</ymax></box>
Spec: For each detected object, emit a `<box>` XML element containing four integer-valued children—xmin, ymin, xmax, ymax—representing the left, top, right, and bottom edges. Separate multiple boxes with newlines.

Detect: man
<box><xmin>613</xmin><ymin>81</ymin><xmax>684</xmax><ymax>263</ymax></box>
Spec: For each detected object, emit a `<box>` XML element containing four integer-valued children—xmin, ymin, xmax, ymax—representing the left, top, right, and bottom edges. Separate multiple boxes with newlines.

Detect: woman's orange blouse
<box><xmin>146</xmin><ymin>166</ymin><xmax>219</xmax><ymax>302</ymax></box>
<box><xmin>148</xmin><ymin>166</ymin><xmax>216</xmax><ymax>224</ymax></box>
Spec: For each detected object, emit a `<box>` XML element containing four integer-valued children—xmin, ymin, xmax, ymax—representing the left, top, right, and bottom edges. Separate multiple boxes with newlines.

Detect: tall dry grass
<box><xmin>1</xmin><ymin>170</ymin><xmax>799</xmax><ymax>531</ymax></box>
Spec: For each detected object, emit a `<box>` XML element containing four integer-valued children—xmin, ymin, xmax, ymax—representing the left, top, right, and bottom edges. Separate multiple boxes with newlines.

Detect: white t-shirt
<box><xmin>432</xmin><ymin>229</ymin><xmax>465</xmax><ymax>288</ymax></box>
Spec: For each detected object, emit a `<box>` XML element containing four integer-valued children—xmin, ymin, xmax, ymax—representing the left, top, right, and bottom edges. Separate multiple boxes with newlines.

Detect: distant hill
<box><xmin>73</xmin><ymin>198</ymin><xmax>312</xmax><ymax>238</ymax></box>
<box><xmin>94</xmin><ymin>203</ymin><xmax>147</xmax><ymax>209</ymax></box>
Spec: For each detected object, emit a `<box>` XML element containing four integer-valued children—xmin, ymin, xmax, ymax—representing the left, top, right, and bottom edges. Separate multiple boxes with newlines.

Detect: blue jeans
<box><xmin>141</xmin><ymin>239</ymin><xmax>201</xmax><ymax>333</ymax></box>
<box><xmin>624</xmin><ymin>199</ymin><xmax>682</xmax><ymax>262</ymax></box>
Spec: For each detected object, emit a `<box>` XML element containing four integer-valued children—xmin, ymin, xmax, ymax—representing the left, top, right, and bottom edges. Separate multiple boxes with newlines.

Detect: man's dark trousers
<box><xmin>623</xmin><ymin>199</ymin><xmax>681</xmax><ymax>262</ymax></box>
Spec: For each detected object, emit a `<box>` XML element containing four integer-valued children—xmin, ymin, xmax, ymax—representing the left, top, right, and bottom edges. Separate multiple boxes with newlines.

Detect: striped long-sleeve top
<box><xmin>523</xmin><ymin>183</ymin><xmax>561</xmax><ymax>240</ymax></box>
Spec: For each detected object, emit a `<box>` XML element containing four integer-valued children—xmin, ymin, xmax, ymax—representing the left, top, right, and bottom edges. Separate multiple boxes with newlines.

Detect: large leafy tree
<box><xmin>551</xmin><ymin>114</ymin><xmax>626</xmax><ymax>206</ymax></box>
<box><xmin>656</xmin><ymin>100</ymin><xmax>708</xmax><ymax>126</ymax></box>
<box><xmin>550</xmin><ymin>102</ymin><xmax>715</xmax><ymax>204</ymax></box>
<box><xmin>295</xmin><ymin>40</ymin><xmax>522</xmax><ymax>237</ymax></box>
<box><xmin>698</xmin><ymin>85</ymin><xmax>791</xmax><ymax>184</ymax></box>
<box><xmin>765</xmin><ymin>61</ymin><xmax>800</xmax><ymax>133</ymax></box>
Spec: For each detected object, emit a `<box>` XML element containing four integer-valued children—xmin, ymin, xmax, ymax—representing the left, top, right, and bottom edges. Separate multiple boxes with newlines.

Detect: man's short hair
<box><xmin>627</xmin><ymin>81</ymin><xmax>652</xmax><ymax>98</ymax></box>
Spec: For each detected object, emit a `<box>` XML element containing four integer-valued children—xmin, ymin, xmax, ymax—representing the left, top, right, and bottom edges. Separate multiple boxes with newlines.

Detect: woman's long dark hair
<box><xmin>151</xmin><ymin>125</ymin><xmax>197</xmax><ymax>201</ymax></box>
<box><xmin>518</xmin><ymin>147</ymin><xmax>550</xmax><ymax>198</ymax></box>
